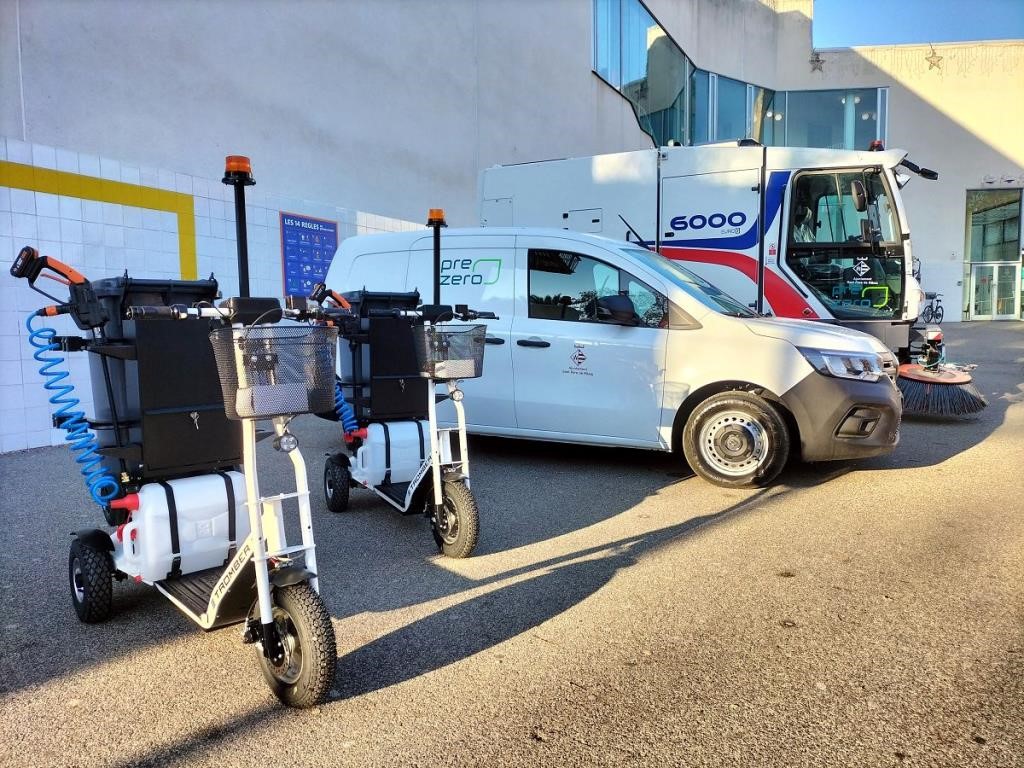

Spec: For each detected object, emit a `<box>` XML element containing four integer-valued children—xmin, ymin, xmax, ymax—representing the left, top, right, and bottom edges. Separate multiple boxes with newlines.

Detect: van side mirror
<box><xmin>595</xmin><ymin>294</ymin><xmax>639</xmax><ymax>325</ymax></box>
<box><xmin>850</xmin><ymin>180</ymin><xmax>867</xmax><ymax>212</ymax></box>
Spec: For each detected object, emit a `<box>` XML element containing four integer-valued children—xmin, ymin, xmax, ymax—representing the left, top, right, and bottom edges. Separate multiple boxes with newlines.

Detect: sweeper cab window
<box><xmin>786</xmin><ymin>169</ymin><xmax>905</xmax><ymax>320</ymax></box>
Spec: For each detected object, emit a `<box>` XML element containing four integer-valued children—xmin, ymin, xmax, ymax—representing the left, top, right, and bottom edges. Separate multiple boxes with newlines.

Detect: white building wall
<box><xmin>0</xmin><ymin>0</ymin><xmax>651</xmax><ymax>228</ymax></box>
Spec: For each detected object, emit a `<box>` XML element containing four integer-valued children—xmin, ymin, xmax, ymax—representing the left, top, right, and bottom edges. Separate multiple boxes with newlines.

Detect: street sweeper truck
<box><xmin>479</xmin><ymin>141</ymin><xmax>939</xmax><ymax>363</ymax></box>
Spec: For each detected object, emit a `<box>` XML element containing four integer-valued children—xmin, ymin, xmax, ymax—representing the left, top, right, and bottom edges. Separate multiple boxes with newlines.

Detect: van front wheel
<box><xmin>682</xmin><ymin>391</ymin><xmax>790</xmax><ymax>488</ymax></box>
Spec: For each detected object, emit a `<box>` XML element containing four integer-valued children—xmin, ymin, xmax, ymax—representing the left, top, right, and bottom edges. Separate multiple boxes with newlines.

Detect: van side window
<box><xmin>624</xmin><ymin>275</ymin><xmax>668</xmax><ymax>329</ymax></box>
<box><xmin>528</xmin><ymin>249</ymin><xmax>617</xmax><ymax>321</ymax></box>
<box><xmin>528</xmin><ymin>249</ymin><xmax>673</xmax><ymax>328</ymax></box>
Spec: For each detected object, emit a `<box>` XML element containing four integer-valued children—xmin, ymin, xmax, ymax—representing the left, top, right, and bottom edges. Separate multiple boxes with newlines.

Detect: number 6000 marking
<box><xmin>670</xmin><ymin>212</ymin><xmax>747</xmax><ymax>231</ymax></box>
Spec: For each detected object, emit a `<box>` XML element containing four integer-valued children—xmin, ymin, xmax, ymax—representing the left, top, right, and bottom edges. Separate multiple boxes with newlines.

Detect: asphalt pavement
<box><xmin>0</xmin><ymin>321</ymin><xmax>1021</xmax><ymax>768</ymax></box>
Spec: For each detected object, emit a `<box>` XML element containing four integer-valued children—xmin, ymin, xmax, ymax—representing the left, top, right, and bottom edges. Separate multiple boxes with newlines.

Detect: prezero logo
<box><xmin>440</xmin><ymin>258</ymin><xmax>502</xmax><ymax>286</ymax></box>
<box><xmin>670</xmin><ymin>211</ymin><xmax>747</xmax><ymax>231</ymax></box>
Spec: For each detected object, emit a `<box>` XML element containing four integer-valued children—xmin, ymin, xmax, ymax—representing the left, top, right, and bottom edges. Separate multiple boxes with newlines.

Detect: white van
<box><xmin>324</xmin><ymin>228</ymin><xmax>902</xmax><ymax>487</ymax></box>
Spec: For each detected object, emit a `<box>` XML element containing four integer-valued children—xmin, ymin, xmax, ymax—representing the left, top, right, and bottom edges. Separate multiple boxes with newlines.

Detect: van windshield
<box><xmin>623</xmin><ymin>248</ymin><xmax>755</xmax><ymax>317</ymax></box>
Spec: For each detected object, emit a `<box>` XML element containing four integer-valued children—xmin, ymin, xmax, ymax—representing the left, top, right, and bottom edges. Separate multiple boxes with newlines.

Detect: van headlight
<box><xmin>798</xmin><ymin>348</ymin><xmax>883</xmax><ymax>383</ymax></box>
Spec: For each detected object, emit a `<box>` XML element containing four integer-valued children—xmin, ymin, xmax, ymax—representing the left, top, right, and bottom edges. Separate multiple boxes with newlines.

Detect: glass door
<box><xmin>995</xmin><ymin>263</ymin><xmax>1021</xmax><ymax>318</ymax></box>
<box><xmin>971</xmin><ymin>265</ymin><xmax>995</xmax><ymax>319</ymax></box>
<box><xmin>971</xmin><ymin>263</ymin><xmax>1021</xmax><ymax>320</ymax></box>
<box><xmin>965</xmin><ymin>189</ymin><xmax>1023</xmax><ymax>320</ymax></box>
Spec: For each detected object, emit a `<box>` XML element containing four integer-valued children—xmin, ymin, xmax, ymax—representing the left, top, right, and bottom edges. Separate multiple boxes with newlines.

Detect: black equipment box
<box><xmin>337</xmin><ymin>290</ymin><xmax>427</xmax><ymax>421</ymax></box>
<box><xmin>89</xmin><ymin>277</ymin><xmax>241</xmax><ymax>481</ymax></box>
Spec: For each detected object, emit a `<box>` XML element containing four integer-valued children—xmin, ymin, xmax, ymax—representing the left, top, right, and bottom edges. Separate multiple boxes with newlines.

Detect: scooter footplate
<box><xmin>375</xmin><ymin>481</ymin><xmax>411</xmax><ymax>510</ymax></box>
<box><xmin>156</xmin><ymin>562</ymin><xmax>256</xmax><ymax>630</ymax></box>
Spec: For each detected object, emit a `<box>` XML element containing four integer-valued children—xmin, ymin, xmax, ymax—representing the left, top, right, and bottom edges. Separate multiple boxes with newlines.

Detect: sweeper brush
<box><xmin>897</xmin><ymin>363</ymin><xmax>987</xmax><ymax>417</ymax></box>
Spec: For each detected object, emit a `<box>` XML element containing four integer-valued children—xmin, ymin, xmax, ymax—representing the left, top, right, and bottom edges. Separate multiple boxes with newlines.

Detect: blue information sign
<box><xmin>280</xmin><ymin>212</ymin><xmax>339</xmax><ymax>297</ymax></box>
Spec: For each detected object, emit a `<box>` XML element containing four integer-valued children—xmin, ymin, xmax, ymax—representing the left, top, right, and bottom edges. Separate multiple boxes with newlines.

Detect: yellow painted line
<box><xmin>0</xmin><ymin>160</ymin><xmax>197</xmax><ymax>279</ymax></box>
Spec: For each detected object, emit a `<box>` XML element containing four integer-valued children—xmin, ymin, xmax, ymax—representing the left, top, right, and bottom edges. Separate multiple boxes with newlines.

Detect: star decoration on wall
<box><xmin>925</xmin><ymin>45</ymin><xmax>943</xmax><ymax>70</ymax></box>
<box><xmin>809</xmin><ymin>50</ymin><xmax>824</xmax><ymax>72</ymax></box>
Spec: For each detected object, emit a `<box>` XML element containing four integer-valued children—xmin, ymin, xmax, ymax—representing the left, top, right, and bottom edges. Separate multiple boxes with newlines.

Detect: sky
<box><xmin>813</xmin><ymin>0</ymin><xmax>1024</xmax><ymax>47</ymax></box>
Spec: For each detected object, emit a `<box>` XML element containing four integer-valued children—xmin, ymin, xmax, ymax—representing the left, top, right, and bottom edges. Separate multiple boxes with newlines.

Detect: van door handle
<box><xmin>516</xmin><ymin>338</ymin><xmax>550</xmax><ymax>348</ymax></box>
<box><xmin>485</xmin><ymin>336</ymin><xmax>505</xmax><ymax>345</ymax></box>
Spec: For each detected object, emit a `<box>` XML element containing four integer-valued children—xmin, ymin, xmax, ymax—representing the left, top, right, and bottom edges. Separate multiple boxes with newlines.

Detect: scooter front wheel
<box><xmin>430</xmin><ymin>480</ymin><xmax>480</xmax><ymax>559</ymax></box>
<box><xmin>257</xmin><ymin>583</ymin><xmax>337</xmax><ymax>708</ymax></box>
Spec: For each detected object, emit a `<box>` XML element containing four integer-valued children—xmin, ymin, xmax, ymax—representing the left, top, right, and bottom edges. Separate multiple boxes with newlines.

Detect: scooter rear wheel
<box><xmin>430</xmin><ymin>480</ymin><xmax>480</xmax><ymax>559</ymax></box>
<box><xmin>257</xmin><ymin>583</ymin><xmax>337</xmax><ymax>708</ymax></box>
<box><xmin>68</xmin><ymin>537</ymin><xmax>113</xmax><ymax>624</ymax></box>
<box><xmin>324</xmin><ymin>456</ymin><xmax>351</xmax><ymax>514</ymax></box>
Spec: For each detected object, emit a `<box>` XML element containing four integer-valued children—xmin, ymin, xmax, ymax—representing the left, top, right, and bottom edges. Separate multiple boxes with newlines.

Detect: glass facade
<box><xmin>715</xmin><ymin>76</ymin><xmax>746</xmax><ymax>141</ymax></box>
<box><xmin>593</xmin><ymin>0</ymin><xmax>621</xmax><ymax>88</ymax></box>
<box><xmin>598</xmin><ymin>0</ymin><xmax>690</xmax><ymax>145</ymax></box>
<box><xmin>592</xmin><ymin>0</ymin><xmax>888</xmax><ymax>150</ymax></box>
<box><xmin>689</xmin><ymin>69</ymin><xmax>710</xmax><ymax>144</ymax></box>
<box><xmin>966</xmin><ymin>190</ymin><xmax>1022</xmax><ymax>262</ymax></box>
<box><xmin>779</xmin><ymin>88</ymin><xmax>882</xmax><ymax>150</ymax></box>
<box><xmin>750</xmin><ymin>86</ymin><xmax>779</xmax><ymax>145</ymax></box>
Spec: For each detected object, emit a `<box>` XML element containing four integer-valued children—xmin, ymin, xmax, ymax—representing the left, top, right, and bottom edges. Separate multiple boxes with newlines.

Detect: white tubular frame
<box><xmin>447</xmin><ymin>379</ymin><xmax>470</xmax><ymax>487</ymax></box>
<box><xmin>232</xmin><ymin>327</ymin><xmax>274</xmax><ymax>629</ymax></box>
<box><xmin>273</xmin><ymin>415</ymin><xmax>318</xmax><ymax>593</ymax></box>
<box><xmin>230</xmin><ymin>323</ymin><xmax>320</xmax><ymax>631</ymax></box>
<box><xmin>426</xmin><ymin>350</ymin><xmax>444</xmax><ymax>508</ymax></box>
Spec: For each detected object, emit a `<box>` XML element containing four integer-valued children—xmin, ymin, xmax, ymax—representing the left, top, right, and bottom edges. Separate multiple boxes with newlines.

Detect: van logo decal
<box><xmin>190</xmin><ymin>411</ymin><xmax>200</xmax><ymax>430</ymax></box>
<box><xmin>440</xmin><ymin>258</ymin><xmax>502</xmax><ymax>286</ymax></box>
<box><xmin>562</xmin><ymin>344</ymin><xmax>593</xmax><ymax>377</ymax></box>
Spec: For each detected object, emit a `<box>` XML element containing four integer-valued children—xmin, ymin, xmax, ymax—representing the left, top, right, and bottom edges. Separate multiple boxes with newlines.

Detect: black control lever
<box><xmin>454</xmin><ymin>304</ymin><xmax>498</xmax><ymax>321</ymax></box>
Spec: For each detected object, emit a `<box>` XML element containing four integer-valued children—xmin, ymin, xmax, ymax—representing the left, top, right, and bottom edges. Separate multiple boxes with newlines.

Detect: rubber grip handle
<box><xmin>127</xmin><ymin>305</ymin><xmax>175</xmax><ymax>319</ymax></box>
<box><xmin>41</xmin><ymin>255</ymin><xmax>87</xmax><ymax>285</ymax></box>
<box><xmin>327</xmin><ymin>289</ymin><xmax>352</xmax><ymax>310</ymax></box>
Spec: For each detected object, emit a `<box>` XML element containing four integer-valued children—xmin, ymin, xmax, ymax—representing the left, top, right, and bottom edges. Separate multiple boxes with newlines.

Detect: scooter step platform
<box><xmin>155</xmin><ymin>559</ymin><xmax>256</xmax><ymax>630</ymax></box>
<box><xmin>157</xmin><ymin>566</ymin><xmax>225</xmax><ymax>617</ymax></box>
<box><xmin>375</xmin><ymin>481</ymin><xmax>411</xmax><ymax>508</ymax></box>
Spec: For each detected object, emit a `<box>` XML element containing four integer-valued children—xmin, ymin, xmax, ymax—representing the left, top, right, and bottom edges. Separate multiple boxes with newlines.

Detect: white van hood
<box><xmin>743</xmin><ymin>317</ymin><xmax>889</xmax><ymax>354</ymax></box>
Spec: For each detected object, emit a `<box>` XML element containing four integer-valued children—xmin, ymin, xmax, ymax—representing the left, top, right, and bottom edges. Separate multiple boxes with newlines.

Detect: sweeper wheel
<box><xmin>897</xmin><ymin>364</ymin><xmax>987</xmax><ymax>417</ymax></box>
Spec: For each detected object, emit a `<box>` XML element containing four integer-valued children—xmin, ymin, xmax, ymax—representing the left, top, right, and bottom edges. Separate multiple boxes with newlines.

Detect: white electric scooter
<box><xmin>92</xmin><ymin>297</ymin><xmax>339</xmax><ymax>707</ymax></box>
<box><xmin>12</xmin><ymin>241</ymin><xmax>337</xmax><ymax>707</ymax></box>
<box><xmin>321</xmin><ymin>301</ymin><xmax>493</xmax><ymax>558</ymax></box>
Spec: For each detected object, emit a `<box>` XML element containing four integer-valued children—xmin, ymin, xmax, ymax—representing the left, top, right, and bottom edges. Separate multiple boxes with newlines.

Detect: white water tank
<box><xmin>352</xmin><ymin>421</ymin><xmax>429</xmax><ymax>487</ymax></box>
<box><xmin>120</xmin><ymin>472</ymin><xmax>248</xmax><ymax>583</ymax></box>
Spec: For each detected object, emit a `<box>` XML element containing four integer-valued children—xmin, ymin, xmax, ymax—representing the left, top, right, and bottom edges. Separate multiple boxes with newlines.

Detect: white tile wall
<box><xmin>1</xmin><ymin>135</ymin><xmax>416</xmax><ymax>453</ymax></box>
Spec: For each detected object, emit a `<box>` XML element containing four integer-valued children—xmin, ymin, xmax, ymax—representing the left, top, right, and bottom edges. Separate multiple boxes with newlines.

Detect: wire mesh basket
<box><xmin>209</xmin><ymin>325</ymin><xmax>339</xmax><ymax>420</ymax></box>
<box><xmin>412</xmin><ymin>323</ymin><xmax>486</xmax><ymax>380</ymax></box>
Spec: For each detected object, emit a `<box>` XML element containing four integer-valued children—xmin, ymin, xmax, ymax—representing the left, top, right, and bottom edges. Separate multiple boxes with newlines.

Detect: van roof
<box><xmin>338</xmin><ymin>227</ymin><xmax>635</xmax><ymax>252</ymax></box>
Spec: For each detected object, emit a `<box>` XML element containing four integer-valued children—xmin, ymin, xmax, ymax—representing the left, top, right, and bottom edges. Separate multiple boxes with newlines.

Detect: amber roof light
<box><xmin>225</xmin><ymin>155</ymin><xmax>252</xmax><ymax>174</ymax></box>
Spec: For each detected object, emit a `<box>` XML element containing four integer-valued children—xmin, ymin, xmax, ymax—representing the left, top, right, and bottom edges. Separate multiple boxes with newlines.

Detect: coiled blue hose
<box><xmin>25</xmin><ymin>314</ymin><xmax>121</xmax><ymax>504</ymax></box>
<box><xmin>334</xmin><ymin>381</ymin><xmax>359</xmax><ymax>434</ymax></box>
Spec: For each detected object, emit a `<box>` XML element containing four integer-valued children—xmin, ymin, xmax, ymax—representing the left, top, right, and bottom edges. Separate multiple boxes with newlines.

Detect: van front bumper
<box><xmin>781</xmin><ymin>373</ymin><xmax>902</xmax><ymax>462</ymax></box>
